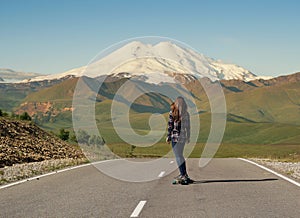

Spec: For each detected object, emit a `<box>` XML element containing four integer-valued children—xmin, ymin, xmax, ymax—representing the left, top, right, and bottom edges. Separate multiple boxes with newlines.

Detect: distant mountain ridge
<box><xmin>13</xmin><ymin>71</ymin><xmax>300</xmax><ymax>125</ymax></box>
<box><xmin>0</xmin><ymin>70</ymin><xmax>298</xmax><ymax>145</ymax></box>
<box><xmin>221</xmin><ymin>72</ymin><xmax>300</xmax><ymax>93</ymax></box>
<box><xmin>0</xmin><ymin>68</ymin><xmax>42</xmax><ymax>83</ymax></box>
<box><xmin>20</xmin><ymin>41</ymin><xmax>271</xmax><ymax>83</ymax></box>
<box><xmin>1</xmin><ymin>42</ymin><xmax>299</xmax><ymax>146</ymax></box>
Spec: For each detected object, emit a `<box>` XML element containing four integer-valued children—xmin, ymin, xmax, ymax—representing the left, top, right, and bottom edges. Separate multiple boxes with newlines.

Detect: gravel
<box><xmin>0</xmin><ymin>158</ymin><xmax>87</xmax><ymax>185</ymax></box>
<box><xmin>251</xmin><ymin>158</ymin><xmax>300</xmax><ymax>181</ymax></box>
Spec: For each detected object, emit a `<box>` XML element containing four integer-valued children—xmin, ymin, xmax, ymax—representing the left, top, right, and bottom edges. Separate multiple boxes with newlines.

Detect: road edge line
<box><xmin>238</xmin><ymin>158</ymin><xmax>300</xmax><ymax>188</ymax></box>
<box><xmin>0</xmin><ymin>159</ymin><xmax>123</xmax><ymax>190</ymax></box>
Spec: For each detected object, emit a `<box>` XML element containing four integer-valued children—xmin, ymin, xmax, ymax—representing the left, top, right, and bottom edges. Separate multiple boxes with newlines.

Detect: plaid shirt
<box><xmin>167</xmin><ymin>110</ymin><xmax>190</xmax><ymax>143</ymax></box>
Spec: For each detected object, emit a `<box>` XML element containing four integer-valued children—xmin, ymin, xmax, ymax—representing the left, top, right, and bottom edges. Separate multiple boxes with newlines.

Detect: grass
<box><xmin>99</xmin><ymin>121</ymin><xmax>300</xmax><ymax>146</ymax></box>
<box><xmin>225</xmin><ymin>81</ymin><xmax>300</xmax><ymax>125</ymax></box>
<box><xmin>37</xmin><ymin>104</ymin><xmax>300</xmax><ymax>162</ymax></box>
<box><xmin>222</xmin><ymin>122</ymin><xmax>300</xmax><ymax>145</ymax></box>
<box><xmin>213</xmin><ymin>144</ymin><xmax>300</xmax><ymax>161</ymax></box>
<box><xmin>0</xmin><ymin>91</ymin><xmax>27</xmax><ymax>111</ymax></box>
<box><xmin>96</xmin><ymin>143</ymin><xmax>300</xmax><ymax>162</ymax></box>
<box><xmin>22</xmin><ymin>78</ymin><xmax>78</xmax><ymax>102</ymax></box>
<box><xmin>107</xmin><ymin>143</ymin><xmax>171</xmax><ymax>158</ymax></box>
<box><xmin>23</xmin><ymin>94</ymin><xmax>300</xmax><ymax>162</ymax></box>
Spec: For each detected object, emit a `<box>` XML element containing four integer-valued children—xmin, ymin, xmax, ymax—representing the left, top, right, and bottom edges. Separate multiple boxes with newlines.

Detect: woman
<box><xmin>167</xmin><ymin>97</ymin><xmax>192</xmax><ymax>185</ymax></box>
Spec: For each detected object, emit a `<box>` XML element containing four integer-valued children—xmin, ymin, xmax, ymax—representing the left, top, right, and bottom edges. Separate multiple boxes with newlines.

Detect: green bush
<box><xmin>70</xmin><ymin>133</ymin><xmax>78</xmax><ymax>143</ymax></box>
<box><xmin>19</xmin><ymin>112</ymin><xmax>31</xmax><ymax>121</ymax></box>
<box><xmin>58</xmin><ymin>128</ymin><xmax>70</xmax><ymax>141</ymax></box>
<box><xmin>0</xmin><ymin>109</ymin><xmax>8</xmax><ymax>117</ymax></box>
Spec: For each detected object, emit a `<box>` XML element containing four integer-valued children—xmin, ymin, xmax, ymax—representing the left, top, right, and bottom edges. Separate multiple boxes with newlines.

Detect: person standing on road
<box><xmin>166</xmin><ymin>97</ymin><xmax>192</xmax><ymax>185</ymax></box>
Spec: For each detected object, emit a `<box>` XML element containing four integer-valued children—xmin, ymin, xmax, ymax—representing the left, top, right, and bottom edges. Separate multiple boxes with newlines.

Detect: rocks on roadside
<box><xmin>251</xmin><ymin>158</ymin><xmax>300</xmax><ymax>181</ymax></box>
<box><xmin>0</xmin><ymin>118</ymin><xmax>85</xmax><ymax>168</ymax></box>
<box><xmin>0</xmin><ymin>158</ymin><xmax>87</xmax><ymax>185</ymax></box>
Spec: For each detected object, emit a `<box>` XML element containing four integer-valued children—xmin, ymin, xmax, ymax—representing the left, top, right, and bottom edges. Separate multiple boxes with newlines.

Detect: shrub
<box><xmin>58</xmin><ymin>128</ymin><xmax>70</xmax><ymax>141</ymax></box>
<box><xmin>0</xmin><ymin>109</ymin><xmax>8</xmax><ymax>117</ymax></box>
<box><xmin>70</xmin><ymin>133</ymin><xmax>78</xmax><ymax>143</ymax></box>
<box><xmin>129</xmin><ymin>145</ymin><xmax>136</xmax><ymax>157</ymax></box>
<box><xmin>19</xmin><ymin>112</ymin><xmax>31</xmax><ymax>121</ymax></box>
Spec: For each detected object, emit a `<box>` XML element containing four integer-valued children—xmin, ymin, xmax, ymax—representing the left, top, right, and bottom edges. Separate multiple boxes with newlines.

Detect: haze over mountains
<box><xmin>0</xmin><ymin>68</ymin><xmax>42</xmax><ymax>83</ymax></box>
<box><xmin>0</xmin><ymin>41</ymin><xmax>299</xmax><ymax>145</ymax></box>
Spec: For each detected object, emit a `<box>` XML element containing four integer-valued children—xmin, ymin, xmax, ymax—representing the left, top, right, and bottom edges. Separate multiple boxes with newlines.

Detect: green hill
<box><xmin>22</xmin><ymin>77</ymin><xmax>79</xmax><ymax>102</ymax></box>
<box><xmin>225</xmin><ymin>80</ymin><xmax>300</xmax><ymax>125</ymax></box>
<box><xmin>10</xmin><ymin>72</ymin><xmax>300</xmax><ymax>147</ymax></box>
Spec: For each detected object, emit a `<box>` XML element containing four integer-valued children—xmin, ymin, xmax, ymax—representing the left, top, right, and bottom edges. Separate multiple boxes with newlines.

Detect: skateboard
<box><xmin>172</xmin><ymin>177</ymin><xmax>194</xmax><ymax>185</ymax></box>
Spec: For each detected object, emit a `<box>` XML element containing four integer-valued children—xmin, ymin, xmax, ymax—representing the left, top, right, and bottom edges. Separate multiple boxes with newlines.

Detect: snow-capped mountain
<box><xmin>21</xmin><ymin>66</ymin><xmax>86</xmax><ymax>83</ymax></box>
<box><xmin>0</xmin><ymin>68</ymin><xmax>42</xmax><ymax>83</ymax></box>
<box><xmin>22</xmin><ymin>41</ymin><xmax>268</xmax><ymax>83</ymax></box>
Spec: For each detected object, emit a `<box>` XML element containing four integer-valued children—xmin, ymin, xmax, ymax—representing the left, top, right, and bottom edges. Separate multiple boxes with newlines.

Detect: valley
<box><xmin>1</xmin><ymin>41</ymin><xmax>299</xmax><ymax>163</ymax></box>
<box><xmin>1</xmin><ymin>72</ymin><xmax>299</xmax><ymax>148</ymax></box>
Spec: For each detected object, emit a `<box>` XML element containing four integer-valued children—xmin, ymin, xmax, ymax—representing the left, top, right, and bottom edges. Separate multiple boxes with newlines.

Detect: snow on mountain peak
<box><xmin>19</xmin><ymin>66</ymin><xmax>86</xmax><ymax>83</ymax></box>
<box><xmin>22</xmin><ymin>41</ymin><xmax>262</xmax><ymax>83</ymax></box>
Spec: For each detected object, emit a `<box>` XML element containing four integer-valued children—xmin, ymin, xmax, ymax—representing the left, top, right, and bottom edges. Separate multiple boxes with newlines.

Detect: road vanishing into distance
<box><xmin>1</xmin><ymin>158</ymin><xmax>300</xmax><ymax>218</ymax></box>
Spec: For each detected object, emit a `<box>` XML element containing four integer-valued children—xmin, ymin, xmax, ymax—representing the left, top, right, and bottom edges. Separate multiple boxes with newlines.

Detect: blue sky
<box><xmin>0</xmin><ymin>0</ymin><xmax>299</xmax><ymax>77</ymax></box>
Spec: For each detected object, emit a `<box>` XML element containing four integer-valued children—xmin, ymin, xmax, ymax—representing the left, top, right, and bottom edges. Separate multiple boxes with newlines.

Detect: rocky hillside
<box><xmin>0</xmin><ymin>118</ymin><xmax>84</xmax><ymax>168</ymax></box>
<box><xmin>220</xmin><ymin>72</ymin><xmax>300</xmax><ymax>93</ymax></box>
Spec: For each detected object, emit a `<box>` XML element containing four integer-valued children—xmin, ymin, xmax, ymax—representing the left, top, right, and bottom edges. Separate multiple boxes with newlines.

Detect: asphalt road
<box><xmin>0</xmin><ymin>158</ymin><xmax>300</xmax><ymax>218</ymax></box>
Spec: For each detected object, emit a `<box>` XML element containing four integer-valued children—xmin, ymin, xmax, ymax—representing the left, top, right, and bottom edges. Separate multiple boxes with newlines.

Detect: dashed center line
<box><xmin>130</xmin><ymin>200</ymin><xmax>147</xmax><ymax>217</ymax></box>
<box><xmin>158</xmin><ymin>171</ymin><xmax>165</xmax><ymax>178</ymax></box>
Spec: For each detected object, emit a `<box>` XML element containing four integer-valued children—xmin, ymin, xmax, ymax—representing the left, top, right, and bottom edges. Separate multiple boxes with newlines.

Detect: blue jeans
<box><xmin>172</xmin><ymin>140</ymin><xmax>187</xmax><ymax>176</ymax></box>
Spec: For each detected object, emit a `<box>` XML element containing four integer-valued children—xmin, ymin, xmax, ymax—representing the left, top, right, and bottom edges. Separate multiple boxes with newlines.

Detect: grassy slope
<box><xmin>10</xmin><ymin>76</ymin><xmax>299</xmax><ymax>160</ymax></box>
<box><xmin>91</xmin><ymin>100</ymin><xmax>300</xmax><ymax>145</ymax></box>
<box><xmin>225</xmin><ymin>81</ymin><xmax>300</xmax><ymax>124</ymax></box>
<box><xmin>105</xmin><ymin>142</ymin><xmax>300</xmax><ymax>161</ymax></box>
<box><xmin>35</xmin><ymin>92</ymin><xmax>300</xmax><ymax>145</ymax></box>
<box><xmin>22</xmin><ymin>78</ymin><xmax>78</xmax><ymax>102</ymax></box>
<box><xmin>0</xmin><ymin>89</ymin><xmax>29</xmax><ymax>111</ymax></box>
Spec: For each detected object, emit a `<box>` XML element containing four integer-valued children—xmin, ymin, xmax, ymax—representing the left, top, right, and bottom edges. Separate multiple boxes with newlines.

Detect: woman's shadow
<box><xmin>191</xmin><ymin>178</ymin><xmax>278</xmax><ymax>184</ymax></box>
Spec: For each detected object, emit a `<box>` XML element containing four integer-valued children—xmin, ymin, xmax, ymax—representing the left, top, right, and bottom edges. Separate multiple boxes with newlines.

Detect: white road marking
<box><xmin>130</xmin><ymin>200</ymin><xmax>147</xmax><ymax>217</ymax></box>
<box><xmin>239</xmin><ymin>158</ymin><xmax>300</xmax><ymax>188</ymax></box>
<box><xmin>158</xmin><ymin>171</ymin><xmax>165</xmax><ymax>178</ymax></box>
<box><xmin>0</xmin><ymin>163</ymin><xmax>89</xmax><ymax>190</ymax></box>
<box><xmin>0</xmin><ymin>159</ymin><xmax>125</xmax><ymax>190</ymax></box>
<box><xmin>170</xmin><ymin>161</ymin><xmax>174</xmax><ymax>164</ymax></box>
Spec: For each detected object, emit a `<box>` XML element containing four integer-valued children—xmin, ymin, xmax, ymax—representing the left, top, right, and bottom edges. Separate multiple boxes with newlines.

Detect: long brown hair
<box><xmin>172</xmin><ymin>96</ymin><xmax>187</xmax><ymax>122</ymax></box>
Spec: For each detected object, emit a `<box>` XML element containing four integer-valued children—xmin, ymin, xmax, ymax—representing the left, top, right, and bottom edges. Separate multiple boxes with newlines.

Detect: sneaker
<box><xmin>174</xmin><ymin>175</ymin><xmax>183</xmax><ymax>181</ymax></box>
<box><xmin>180</xmin><ymin>175</ymin><xmax>189</xmax><ymax>185</ymax></box>
<box><xmin>172</xmin><ymin>175</ymin><xmax>184</xmax><ymax>184</ymax></box>
<box><xmin>185</xmin><ymin>175</ymin><xmax>194</xmax><ymax>184</ymax></box>
<box><xmin>182</xmin><ymin>175</ymin><xmax>194</xmax><ymax>184</ymax></box>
